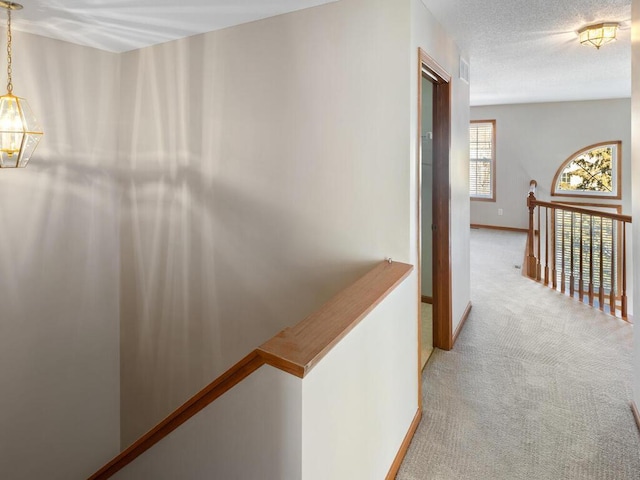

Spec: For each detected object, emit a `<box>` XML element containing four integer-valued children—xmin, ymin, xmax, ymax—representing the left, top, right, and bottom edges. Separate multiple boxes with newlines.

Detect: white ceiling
<box><xmin>10</xmin><ymin>0</ymin><xmax>337</xmax><ymax>53</ymax></box>
<box><xmin>421</xmin><ymin>0</ymin><xmax>632</xmax><ymax>106</ymax></box>
<box><xmin>5</xmin><ymin>0</ymin><xmax>631</xmax><ymax>106</ymax></box>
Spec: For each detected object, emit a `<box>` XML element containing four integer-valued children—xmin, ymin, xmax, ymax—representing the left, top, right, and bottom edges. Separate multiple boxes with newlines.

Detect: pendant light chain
<box><xmin>6</xmin><ymin>5</ymin><xmax>11</xmax><ymax>94</ymax></box>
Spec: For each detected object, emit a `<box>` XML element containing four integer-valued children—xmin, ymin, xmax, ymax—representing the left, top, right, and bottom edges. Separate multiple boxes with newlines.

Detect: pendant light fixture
<box><xmin>0</xmin><ymin>1</ymin><xmax>42</xmax><ymax>168</ymax></box>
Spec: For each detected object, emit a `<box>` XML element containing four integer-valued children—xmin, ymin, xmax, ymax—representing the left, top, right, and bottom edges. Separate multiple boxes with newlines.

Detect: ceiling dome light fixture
<box><xmin>0</xmin><ymin>1</ymin><xmax>42</xmax><ymax>168</ymax></box>
<box><xmin>578</xmin><ymin>22</ymin><xmax>619</xmax><ymax>50</ymax></box>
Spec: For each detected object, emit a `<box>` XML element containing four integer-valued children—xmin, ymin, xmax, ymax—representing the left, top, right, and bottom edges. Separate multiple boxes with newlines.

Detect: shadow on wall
<box><xmin>117</xmin><ymin>29</ymin><xmax>379</xmax><ymax>447</ymax></box>
<box><xmin>0</xmin><ymin>33</ymin><xmax>122</xmax><ymax>479</ymax></box>
<box><xmin>1</xmin><ymin>1</ymin><xmax>411</xmax><ymax>474</ymax></box>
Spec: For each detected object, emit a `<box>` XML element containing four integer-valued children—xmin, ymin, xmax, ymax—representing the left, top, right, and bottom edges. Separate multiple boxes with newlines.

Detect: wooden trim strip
<box><xmin>88</xmin><ymin>352</ymin><xmax>265</xmax><ymax>480</ymax></box>
<box><xmin>419</xmin><ymin>51</ymin><xmax>451</xmax><ymax>83</ymax></box>
<box><xmin>550</xmin><ymin>201</ymin><xmax>622</xmax><ymax>214</ymax></box>
<box><xmin>385</xmin><ymin>409</ymin><xmax>423</xmax><ymax>480</ymax></box>
<box><xmin>471</xmin><ymin>224</ymin><xmax>528</xmax><ymax>233</ymax></box>
<box><xmin>258</xmin><ymin>261</ymin><xmax>414</xmax><ymax>378</ymax></box>
<box><xmin>533</xmin><ymin>199</ymin><xmax>632</xmax><ymax>223</ymax></box>
<box><xmin>421</xmin><ymin>48</ymin><xmax>453</xmax><ymax>353</ymax></box>
<box><xmin>418</xmin><ymin>47</ymin><xmax>452</xmax><ymax>407</ymax></box>
<box><xmin>452</xmin><ymin>302</ymin><xmax>472</xmax><ymax>346</ymax></box>
<box><xmin>421</xmin><ymin>295</ymin><xmax>433</xmax><ymax>304</ymax></box>
<box><xmin>631</xmin><ymin>401</ymin><xmax>640</xmax><ymax>434</ymax></box>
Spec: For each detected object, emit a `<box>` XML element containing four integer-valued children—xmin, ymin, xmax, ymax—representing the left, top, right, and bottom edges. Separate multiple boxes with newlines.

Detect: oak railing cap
<box><xmin>532</xmin><ymin>199</ymin><xmax>632</xmax><ymax>224</ymax></box>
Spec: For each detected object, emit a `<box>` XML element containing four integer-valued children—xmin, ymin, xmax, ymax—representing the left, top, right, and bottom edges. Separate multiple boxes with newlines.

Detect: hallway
<box><xmin>398</xmin><ymin>228</ymin><xmax>640</xmax><ymax>479</ymax></box>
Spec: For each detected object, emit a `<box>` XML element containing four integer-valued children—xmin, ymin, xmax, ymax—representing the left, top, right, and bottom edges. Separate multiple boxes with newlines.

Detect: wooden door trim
<box><xmin>417</xmin><ymin>49</ymin><xmax>453</xmax><ymax>402</ymax></box>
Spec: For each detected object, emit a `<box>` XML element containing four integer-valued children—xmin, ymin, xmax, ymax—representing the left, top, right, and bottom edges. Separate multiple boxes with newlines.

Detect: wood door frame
<box><xmin>417</xmin><ymin>49</ymin><xmax>453</xmax><ymax>371</ymax></box>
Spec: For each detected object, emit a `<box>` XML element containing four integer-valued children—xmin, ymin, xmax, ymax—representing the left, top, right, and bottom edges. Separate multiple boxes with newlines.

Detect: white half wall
<box><xmin>0</xmin><ymin>32</ymin><xmax>121</xmax><ymax>478</ymax></box>
<box><xmin>411</xmin><ymin>0</ymin><xmax>471</xmax><ymax>334</ymax></box>
<box><xmin>301</xmin><ymin>277</ymin><xmax>417</xmax><ymax>480</ymax></box>
<box><xmin>471</xmin><ymin>99</ymin><xmax>632</xmax><ymax>230</ymax></box>
<box><xmin>113</xmin><ymin>365</ymin><xmax>303</xmax><ymax>480</ymax></box>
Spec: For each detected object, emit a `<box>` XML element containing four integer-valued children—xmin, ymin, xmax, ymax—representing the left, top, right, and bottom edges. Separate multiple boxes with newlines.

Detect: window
<box><xmin>552</xmin><ymin>141</ymin><xmax>621</xmax><ymax>199</ymax></box>
<box><xmin>469</xmin><ymin>120</ymin><xmax>495</xmax><ymax>201</ymax></box>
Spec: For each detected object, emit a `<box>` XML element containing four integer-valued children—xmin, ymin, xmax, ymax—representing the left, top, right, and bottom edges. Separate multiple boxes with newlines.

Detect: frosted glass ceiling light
<box><xmin>0</xmin><ymin>1</ymin><xmax>42</xmax><ymax>168</ymax></box>
<box><xmin>578</xmin><ymin>23</ymin><xmax>619</xmax><ymax>50</ymax></box>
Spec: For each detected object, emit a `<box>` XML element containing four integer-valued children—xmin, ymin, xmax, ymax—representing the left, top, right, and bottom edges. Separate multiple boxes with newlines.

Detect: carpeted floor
<box><xmin>398</xmin><ymin>228</ymin><xmax>640</xmax><ymax>480</ymax></box>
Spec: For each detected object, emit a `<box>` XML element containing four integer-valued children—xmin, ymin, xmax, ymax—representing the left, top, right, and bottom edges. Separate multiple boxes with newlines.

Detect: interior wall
<box><xmin>302</xmin><ymin>277</ymin><xmax>416</xmax><ymax>479</ymax></box>
<box><xmin>0</xmin><ymin>32</ymin><xmax>121</xmax><ymax>479</ymax></box>
<box><xmin>471</xmin><ymin>99</ymin><xmax>632</xmax><ymax>229</ymax></box>
<box><xmin>421</xmin><ymin>77</ymin><xmax>433</xmax><ymax>298</ymax></box>
<box><xmin>632</xmin><ymin>0</ymin><xmax>640</xmax><ymax>409</ymax></box>
<box><xmin>112</xmin><ymin>365</ymin><xmax>302</xmax><ymax>480</ymax></box>
<box><xmin>118</xmin><ymin>0</ymin><xmax>412</xmax><ymax>446</ymax></box>
<box><xmin>411</xmin><ymin>0</ymin><xmax>471</xmax><ymax>334</ymax></box>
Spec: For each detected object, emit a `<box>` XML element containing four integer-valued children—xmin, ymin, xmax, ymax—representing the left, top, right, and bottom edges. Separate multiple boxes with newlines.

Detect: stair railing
<box><xmin>527</xmin><ymin>180</ymin><xmax>632</xmax><ymax>319</ymax></box>
<box><xmin>88</xmin><ymin>259</ymin><xmax>414</xmax><ymax>479</ymax></box>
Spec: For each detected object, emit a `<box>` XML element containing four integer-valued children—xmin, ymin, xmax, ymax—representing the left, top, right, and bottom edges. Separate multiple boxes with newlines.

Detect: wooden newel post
<box><xmin>527</xmin><ymin>187</ymin><xmax>537</xmax><ymax>279</ymax></box>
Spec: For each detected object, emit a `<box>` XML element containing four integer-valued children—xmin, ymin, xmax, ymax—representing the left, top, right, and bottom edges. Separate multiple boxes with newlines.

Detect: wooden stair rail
<box><xmin>527</xmin><ymin>180</ymin><xmax>537</xmax><ymax>279</ymax></box>
<box><xmin>526</xmin><ymin>181</ymin><xmax>631</xmax><ymax>319</ymax></box>
<box><xmin>89</xmin><ymin>260</ymin><xmax>413</xmax><ymax>480</ymax></box>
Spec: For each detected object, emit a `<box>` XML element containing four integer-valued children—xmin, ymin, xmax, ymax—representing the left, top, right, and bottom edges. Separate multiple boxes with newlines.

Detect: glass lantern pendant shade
<box><xmin>0</xmin><ymin>1</ymin><xmax>42</xmax><ymax>168</ymax></box>
<box><xmin>0</xmin><ymin>93</ymin><xmax>42</xmax><ymax>167</ymax></box>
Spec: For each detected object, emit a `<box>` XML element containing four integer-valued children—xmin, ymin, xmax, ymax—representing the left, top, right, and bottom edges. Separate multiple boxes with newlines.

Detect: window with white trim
<box><xmin>469</xmin><ymin>120</ymin><xmax>495</xmax><ymax>201</ymax></box>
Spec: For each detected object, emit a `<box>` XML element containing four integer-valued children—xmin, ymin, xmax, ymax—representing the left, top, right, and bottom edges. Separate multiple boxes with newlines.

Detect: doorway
<box><xmin>420</xmin><ymin>76</ymin><xmax>434</xmax><ymax>369</ymax></box>
<box><xmin>417</xmin><ymin>49</ymin><xmax>452</xmax><ymax>381</ymax></box>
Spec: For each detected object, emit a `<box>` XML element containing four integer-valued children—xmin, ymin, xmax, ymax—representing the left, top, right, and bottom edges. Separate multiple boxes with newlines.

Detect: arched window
<box><xmin>551</xmin><ymin>141</ymin><xmax>621</xmax><ymax>199</ymax></box>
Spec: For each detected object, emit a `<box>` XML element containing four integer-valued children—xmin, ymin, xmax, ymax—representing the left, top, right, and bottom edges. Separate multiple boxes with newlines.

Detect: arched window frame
<box><xmin>551</xmin><ymin>141</ymin><xmax>621</xmax><ymax>200</ymax></box>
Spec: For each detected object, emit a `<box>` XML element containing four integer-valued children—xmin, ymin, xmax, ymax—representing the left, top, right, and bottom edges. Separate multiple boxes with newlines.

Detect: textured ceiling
<box><xmin>4</xmin><ymin>0</ymin><xmax>631</xmax><ymax>105</ymax></box>
<box><xmin>8</xmin><ymin>0</ymin><xmax>337</xmax><ymax>53</ymax></box>
<box><xmin>421</xmin><ymin>0</ymin><xmax>632</xmax><ymax>106</ymax></box>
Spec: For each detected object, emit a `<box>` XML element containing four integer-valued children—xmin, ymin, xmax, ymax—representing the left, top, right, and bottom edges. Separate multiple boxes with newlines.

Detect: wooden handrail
<box><xmin>258</xmin><ymin>260</ymin><xmax>413</xmax><ymax>377</ymax></box>
<box><xmin>533</xmin><ymin>199</ymin><xmax>632</xmax><ymax>224</ymax></box>
<box><xmin>89</xmin><ymin>259</ymin><xmax>413</xmax><ymax>479</ymax></box>
<box><xmin>526</xmin><ymin>181</ymin><xmax>538</xmax><ymax>278</ymax></box>
<box><xmin>526</xmin><ymin>180</ymin><xmax>631</xmax><ymax>319</ymax></box>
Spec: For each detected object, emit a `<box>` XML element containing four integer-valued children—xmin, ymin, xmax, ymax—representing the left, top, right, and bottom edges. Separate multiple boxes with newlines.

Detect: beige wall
<box><xmin>632</xmin><ymin>0</ymin><xmax>640</xmax><ymax>407</ymax></box>
<box><xmin>0</xmin><ymin>1</ymin><xmax>471</xmax><ymax>469</ymax></box>
<box><xmin>0</xmin><ymin>32</ymin><xmax>121</xmax><ymax>478</ymax></box>
<box><xmin>411</xmin><ymin>0</ymin><xmax>471</xmax><ymax>334</ymax></box>
<box><xmin>118</xmin><ymin>0</ymin><xmax>414</xmax><ymax>446</ymax></box>
<box><xmin>471</xmin><ymin>99</ymin><xmax>632</xmax><ymax>230</ymax></box>
<box><xmin>113</xmin><ymin>364</ymin><xmax>303</xmax><ymax>479</ymax></box>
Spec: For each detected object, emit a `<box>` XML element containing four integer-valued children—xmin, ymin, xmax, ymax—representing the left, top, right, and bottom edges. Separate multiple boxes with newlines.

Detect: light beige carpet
<box><xmin>398</xmin><ymin>228</ymin><xmax>640</xmax><ymax>480</ymax></box>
